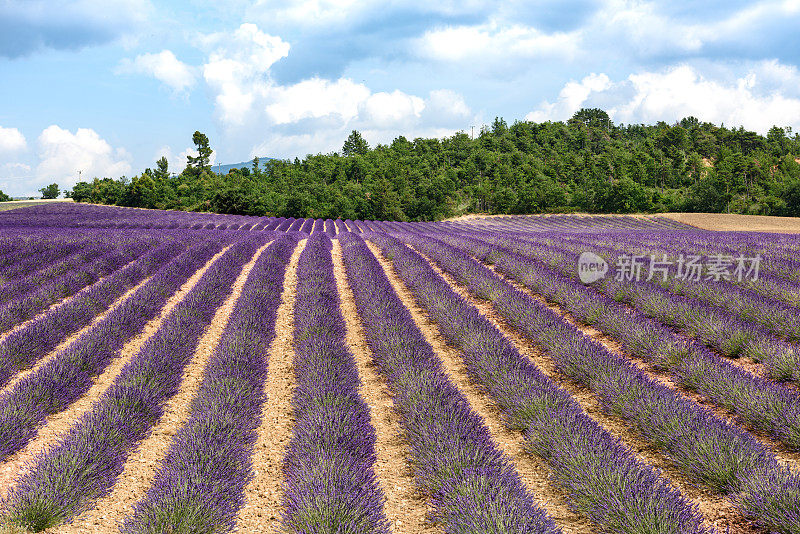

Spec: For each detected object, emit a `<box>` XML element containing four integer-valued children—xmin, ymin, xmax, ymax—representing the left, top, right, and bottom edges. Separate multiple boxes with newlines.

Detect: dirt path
<box><xmin>331</xmin><ymin>242</ymin><xmax>435</xmax><ymax>534</ymax></box>
<box><xmin>52</xmin><ymin>242</ymin><xmax>272</xmax><ymax>533</ymax></box>
<box><xmin>0</xmin><ymin>254</ymin><xmax>142</xmax><ymax>344</ymax></box>
<box><xmin>0</xmin><ymin>246</ymin><xmax>232</xmax><ymax>501</ymax></box>
<box><xmin>0</xmin><ymin>275</ymin><xmax>153</xmax><ymax>397</ymax></box>
<box><xmin>410</xmin><ymin>245</ymin><xmax>766</xmax><ymax>534</ymax></box>
<box><xmin>234</xmin><ymin>239</ymin><xmax>306</xmax><ymax>533</ymax></box>
<box><xmin>365</xmin><ymin>242</ymin><xmax>592</xmax><ymax>533</ymax></box>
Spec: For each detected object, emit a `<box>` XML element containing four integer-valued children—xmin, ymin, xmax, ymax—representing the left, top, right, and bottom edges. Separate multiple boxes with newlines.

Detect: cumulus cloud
<box><xmin>200</xmin><ymin>23</ymin><xmax>290</xmax><ymax>126</ymax></box>
<box><xmin>614</xmin><ymin>65</ymin><xmax>800</xmax><ymax>133</ymax></box>
<box><xmin>416</xmin><ymin>22</ymin><xmax>579</xmax><ymax>64</ymax></box>
<box><xmin>526</xmin><ymin>62</ymin><xmax>800</xmax><ymax>134</ymax></box>
<box><xmin>36</xmin><ymin>126</ymin><xmax>132</xmax><ymax>187</ymax></box>
<box><xmin>192</xmin><ymin>23</ymin><xmax>476</xmax><ymax>159</ymax></box>
<box><xmin>526</xmin><ymin>73</ymin><xmax>612</xmax><ymax>122</ymax></box>
<box><xmin>265</xmin><ymin>78</ymin><xmax>371</xmax><ymax>125</ymax></box>
<box><xmin>0</xmin><ymin>127</ymin><xmax>27</xmax><ymax>154</ymax></box>
<box><xmin>116</xmin><ymin>50</ymin><xmax>197</xmax><ymax>93</ymax></box>
<box><xmin>0</xmin><ymin>0</ymin><xmax>151</xmax><ymax>58</ymax></box>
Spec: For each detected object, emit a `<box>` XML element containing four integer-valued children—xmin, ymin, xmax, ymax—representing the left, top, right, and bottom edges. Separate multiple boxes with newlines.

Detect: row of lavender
<box><xmin>0</xmin><ymin>204</ymin><xmax>375</xmax><ymax>233</ymax></box>
<box><xmin>0</xmin><ymin>236</ymin><xmax>192</xmax><ymax>390</ymax></box>
<box><xmin>340</xmin><ymin>232</ymin><xmax>563</xmax><ymax>533</ymax></box>
<box><xmin>455</xmin><ymin>230</ymin><xmax>800</xmax><ymax>382</ymax></box>
<box><xmin>1</xmin><ymin>202</ymin><xmax>701</xmax><ymax>234</ymax></box>
<box><xmin>0</xmin><ymin>235</ymin><xmax>233</xmax><ymax>461</ymax></box>
<box><xmin>364</xmin><ymin>232</ymin><xmax>707</xmax><ymax>533</ymax></box>
<box><xmin>2</xmin><ymin>236</ymin><xmax>269</xmax><ymax>530</ymax></box>
<box><xmin>282</xmin><ymin>234</ymin><xmax>388</xmax><ymax>531</ymax></box>
<box><xmin>419</xmin><ymin>231</ymin><xmax>800</xmax><ymax>449</ymax></box>
<box><xmin>384</xmin><ymin>230</ymin><xmax>800</xmax><ymax>532</ymax></box>
<box><xmin>123</xmin><ymin>234</ymin><xmax>298</xmax><ymax>532</ymax></box>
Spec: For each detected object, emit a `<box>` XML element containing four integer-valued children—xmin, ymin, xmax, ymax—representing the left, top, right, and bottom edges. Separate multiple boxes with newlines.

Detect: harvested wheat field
<box><xmin>0</xmin><ymin>203</ymin><xmax>799</xmax><ymax>534</ymax></box>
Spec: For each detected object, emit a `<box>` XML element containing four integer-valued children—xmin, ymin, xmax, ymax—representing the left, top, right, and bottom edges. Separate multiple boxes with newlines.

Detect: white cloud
<box><xmin>592</xmin><ymin>1</ymin><xmax>703</xmax><ymax>58</ymax></box>
<box><xmin>265</xmin><ymin>78</ymin><xmax>371</xmax><ymax>124</ymax></box>
<box><xmin>614</xmin><ymin>65</ymin><xmax>800</xmax><ymax>133</ymax></box>
<box><xmin>0</xmin><ymin>126</ymin><xmax>27</xmax><ymax>154</ymax></box>
<box><xmin>117</xmin><ymin>50</ymin><xmax>197</xmax><ymax>93</ymax></box>
<box><xmin>423</xmin><ymin>89</ymin><xmax>472</xmax><ymax>124</ymax></box>
<box><xmin>416</xmin><ymin>22</ymin><xmax>579</xmax><ymax>64</ymax></box>
<box><xmin>360</xmin><ymin>91</ymin><xmax>425</xmax><ymax>129</ymax></box>
<box><xmin>526</xmin><ymin>62</ymin><xmax>800</xmax><ymax>134</ymax></box>
<box><xmin>526</xmin><ymin>73</ymin><xmax>611</xmax><ymax>122</ymax></box>
<box><xmin>36</xmin><ymin>126</ymin><xmax>132</xmax><ymax>187</ymax></box>
<box><xmin>200</xmin><ymin>23</ymin><xmax>290</xmax><ymax>126</ymax></box>
<box><xmin>193</xmin><ymin>23</ymin><xmax>476</xmax><ymax>159</ymax></box>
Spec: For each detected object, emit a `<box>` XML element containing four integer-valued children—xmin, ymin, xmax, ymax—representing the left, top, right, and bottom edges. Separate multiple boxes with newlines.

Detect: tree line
<box><xmin>67</xmin><ymin>109</ymin><xmax>800</xmax><ymax>220</ymax></box>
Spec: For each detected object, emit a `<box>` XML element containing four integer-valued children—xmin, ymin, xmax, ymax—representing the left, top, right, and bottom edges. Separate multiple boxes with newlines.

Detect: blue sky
<box><xmin>3</xmin><ymin>0</ymin><xmax>800</xmax><ymax>196</ymax></box>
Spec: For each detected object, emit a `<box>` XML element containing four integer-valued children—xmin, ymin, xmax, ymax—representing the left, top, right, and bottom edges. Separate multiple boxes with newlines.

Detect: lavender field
<box><xmin>0</xmin><ymin>203</ymin><xmax>799</xmax><ymax>534</ymax></box>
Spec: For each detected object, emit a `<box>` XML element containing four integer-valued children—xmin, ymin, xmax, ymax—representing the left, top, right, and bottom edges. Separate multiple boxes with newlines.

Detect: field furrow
<box><xmin>235</xmin><ymin>238</ymin><xmax>306</xmax><ymax>532</ymax></box>
<box><xmin>0</xmin><ymin>238</ymin><xmax>264</xmax><ymax>531</ymax></box>
<box><xmin>331</xmin><ymin>241</ymin><xmax>435</xmax><ymax>534</ymax></box>
<box><xmin>365</xmin><ymin>241</ymin><xmax>593</xmax><ymax>534</ymax></box>
<box><xmin>398</xmin><ymin>232</ymin><xmax>800</xmax><ymax>533</ymax></box>
<box><xmin>56</xmin><ymin>239</ymin><xmax>274</xmax><ymax>533</ymax></box>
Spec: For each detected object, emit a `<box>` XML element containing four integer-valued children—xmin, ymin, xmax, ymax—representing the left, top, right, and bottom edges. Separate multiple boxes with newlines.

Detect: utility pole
<box><xmin>471</xmin><ymin>125</ymin><xmax>475</xmax><ymax>140</ymax></box>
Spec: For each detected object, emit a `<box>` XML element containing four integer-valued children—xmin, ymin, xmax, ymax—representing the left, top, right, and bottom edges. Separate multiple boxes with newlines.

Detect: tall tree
<box><xmin>186</xmin><ymin>131</ymin><xmax>212</xmax><ymax>172</ymax></box>
<box><xmin>154</xmin><ymin>156</ymin><xmax>170</xmax><ymax>180</ymax></box>
<box><xmin>342</xmin><ymin>130</ymin><xmax>369</xmax><ymax>157</ymax></box>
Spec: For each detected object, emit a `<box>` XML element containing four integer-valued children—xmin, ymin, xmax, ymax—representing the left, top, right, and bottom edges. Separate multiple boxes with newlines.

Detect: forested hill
<box><xmin>69</xmin><ymin>109</ymin><xmax>800</xmax><ymax>221</ymax></box>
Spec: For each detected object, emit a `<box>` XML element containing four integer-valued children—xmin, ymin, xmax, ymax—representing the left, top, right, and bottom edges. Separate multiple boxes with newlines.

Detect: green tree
<box><xmin>342</xmin><ymin>130</ymin><xmax>369</xmax><ymax>157</ymax></box>
<box><xmin>39</xmin><ymin>183</ymin><xmax>60</xmax><ymax>199</ymax></box>
<box><xmin>569</xmin><ymin>108</ymin><xmax>612</xmax><ymax>130</ymax></box>
<box><xmin>781</xmin><ymin>180</ymin><xmax>800</xmax><ymax>216</ymax></box>
<box><xmin>0</xmin><ymin>189</ymin><xmax>11</xmax><ymax>202</ymax></box>
<box><xmin>186</xmin><ymin>131</ymin><xmax>212</xmax><ymax>172</ymax></box>
<box><xmin>154</xmin><ymin>156</ymin><xmax>170</xmax><ymax>180</ymax></box>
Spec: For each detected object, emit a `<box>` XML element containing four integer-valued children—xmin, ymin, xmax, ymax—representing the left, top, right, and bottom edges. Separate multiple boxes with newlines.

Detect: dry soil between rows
<box><xmin>411</xmin><ymin>244</ymin><xmax>767</xmax><ymax>534</ymax></box>
<box><xmin>332</xmin><ymin>241</ymin><xmax>435</xmax><ymax>534</ymax></box>
<box><xmin>234</xmin><ymin>239</ymin><xmax>306</xmax><ymax>533</ymax></box>
<box><xmin>662</xmin><ymin>213</ymin><xmax>800</xmax><ymax>233</ymax></box>
<box><xmin>52</xmin><ymin>242</ymin><xmax>272</xmax><ymax>533</ymax></box>
<box><xmin>365</xmin><ymin>241</ymin><xmax>593</xmax><ymax>534</ymax></box>
<box><xmin>0</xmin><ymin>246</ymin><xmax>232</xmax><ymax>502</ymax></box>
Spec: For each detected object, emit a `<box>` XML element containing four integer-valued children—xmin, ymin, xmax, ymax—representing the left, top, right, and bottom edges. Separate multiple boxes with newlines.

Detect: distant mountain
<box><xmin>212</xmin><ymin>157</ymin><xmax>274</xmax><ymax>175</ymax></box>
